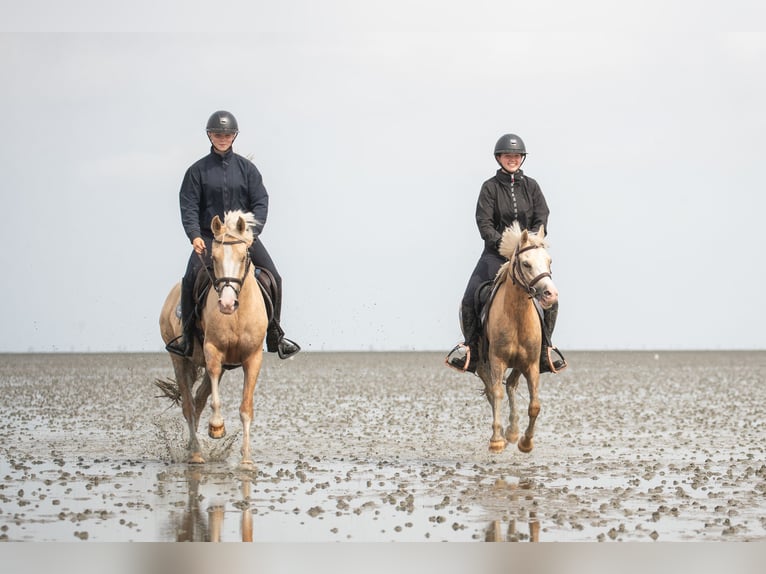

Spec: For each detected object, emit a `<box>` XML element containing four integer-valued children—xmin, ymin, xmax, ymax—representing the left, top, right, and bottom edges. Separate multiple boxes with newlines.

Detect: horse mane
<box><xmin>495</xmin><ymin>222</ymin><xmax>549</xmax><ymax>281</ymax></box>
<box><xmin>219</xmin><ymin>210</ymin><xmax>259</xmax><ymax>243</ymax></box>
<box><xmin>497</xmin><ymin>222</ymin><xmax>548</xmax><ymax>259</ymax></box>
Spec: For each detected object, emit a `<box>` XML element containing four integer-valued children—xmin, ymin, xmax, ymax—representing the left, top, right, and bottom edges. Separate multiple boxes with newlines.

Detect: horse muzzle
<box><xmin>218</xmin><ymin>298</ymin><xmax>239</xmax><ymax>314</ymax></box>
<box><xmin>535</xmin><ymin>280</ymin><xmax>558</xmax><ymax>309</ymax></box>
<box><xmin>215</xmin><ymin>282</ymin><xmax>241</xmax><ymax>314</ymax></box>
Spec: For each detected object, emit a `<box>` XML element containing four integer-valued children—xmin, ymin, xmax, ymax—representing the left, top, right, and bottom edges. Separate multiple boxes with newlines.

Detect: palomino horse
<box><xmin>477</xmin><ymin>222</ymin><xmax>558</xmax><ymax>454</ymax></box>
<box><xmin>159</xmin><ymin>210</ymin><xmax>268</xmax><ymax>467</ymax></box>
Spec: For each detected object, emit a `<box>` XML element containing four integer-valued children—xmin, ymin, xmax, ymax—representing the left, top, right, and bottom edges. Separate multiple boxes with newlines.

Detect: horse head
<box><xmin>499</xmin><ymin>222</ymin><xmax>558</xmax><ymax>309</ymax></box>
<box><xmin>210</xmin><ymin>211</ymin><xmax>257</xmax><ymax>315</ymax></box>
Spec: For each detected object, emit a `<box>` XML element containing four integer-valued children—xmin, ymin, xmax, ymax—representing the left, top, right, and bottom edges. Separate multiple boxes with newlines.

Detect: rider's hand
<box><xmin>192</xmin><ymin>237</ymin><xmax>206</xmax><ymax>255</ymax></box>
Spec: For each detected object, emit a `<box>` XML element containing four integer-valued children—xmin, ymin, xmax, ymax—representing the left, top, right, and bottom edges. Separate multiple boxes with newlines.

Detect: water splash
<box><xmin>152</xmin><ymin>415</ymin><xmax>241</xmax><ymax>463</ymax></box>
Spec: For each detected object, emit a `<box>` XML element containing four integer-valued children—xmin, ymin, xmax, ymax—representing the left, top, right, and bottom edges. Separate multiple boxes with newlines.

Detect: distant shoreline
<box><xmin>1</xmin><ymin>349</ymin><xmax>763</xmax><ymax>356</ymax></box>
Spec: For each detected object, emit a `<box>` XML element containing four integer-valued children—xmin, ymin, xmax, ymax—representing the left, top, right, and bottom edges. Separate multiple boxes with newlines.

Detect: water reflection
<box><xmin>485</xmin><ymin>518</ymin><xmax>540</xmax><ymax>542</ymax></box>
<box><xmin>173</xmin><ymin>469</ymin><xmax>253</xmax><ymax>542</ymax></box>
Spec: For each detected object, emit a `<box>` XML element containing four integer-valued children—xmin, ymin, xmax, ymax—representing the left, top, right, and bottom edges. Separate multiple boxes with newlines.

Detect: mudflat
<box><xmin>1</xmin><ymin>350</ymin><xmax>764</xmax><ymax>542</ymax></box>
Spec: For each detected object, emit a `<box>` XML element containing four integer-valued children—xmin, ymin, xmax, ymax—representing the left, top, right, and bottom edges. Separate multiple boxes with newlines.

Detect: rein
<box><xmin>511</xmin><ymin>244</ymin><xmax>551</xmax><ymax>298</ymax></box>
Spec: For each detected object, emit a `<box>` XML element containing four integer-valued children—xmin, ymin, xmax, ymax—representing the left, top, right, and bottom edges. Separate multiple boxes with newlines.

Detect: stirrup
<box><xmin>165</xmin><ymin>335</ymin><xmax>191</xmax><ymax>358</ymax></box>
<box><xmin>445</xmin><ymin>343</ymin><xmax>471</xmax><ymax>373</ymax></box>
<box><xmin>541</xmin><ymin>346</ymin><xmax>567</xmax><ymax>374</ymax></box>
<box><xmin>276</xmin><ymin>337</ymin><xmax>301</xmax><ymax>359</ymax></box>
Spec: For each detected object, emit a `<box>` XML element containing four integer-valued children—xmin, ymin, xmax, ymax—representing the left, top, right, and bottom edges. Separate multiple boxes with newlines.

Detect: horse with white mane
<box><xmin>159</xmin><ymin>210</ymin><xmax>268</xmax><ymax>466</ymax></box>
<box><xmin>477</xmin><ymin>222</ymin><xmax>559</xmax><ymax>454</ymax></box>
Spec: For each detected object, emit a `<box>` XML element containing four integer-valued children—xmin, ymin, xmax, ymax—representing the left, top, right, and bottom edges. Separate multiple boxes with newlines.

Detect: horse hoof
<box><xmin>188</xmin><ymin>452</ymin><xmax>205</xmax><ymax>464</ymax></box>
<box><xmin>489</xmin><ymin>439</ymin><xmax>507</xmax><ymax>453</ymax></box>
<box><xmin>505</xmin><ymin>431</ymin><xmax>519</xmax><ymax>444</ymax></box>
<box><xmin>518</xmin><ymin>437</ymin><xmax>534</xmax><ymax>453</ymax></box>
<box><xmin>239</xmin><ymin>459</ymin><xmax>255</xmax><ymax>469</ymax></box>
<box><xmin>208</xmin><ymin>423</ymin><xmax>226</xmax><ymax>439</ymax></box>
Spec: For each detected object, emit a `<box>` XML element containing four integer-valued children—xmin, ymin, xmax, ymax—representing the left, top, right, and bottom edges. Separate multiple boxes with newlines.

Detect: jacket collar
<box><xmin>209</xmin><ymin>146</ymin><xmax>234</xmax><ymax>161</ymax></box>
<box><xmin>496</xmin><ymin>168</ymin><xmax>525</xmax><ymax>184</ymax></box>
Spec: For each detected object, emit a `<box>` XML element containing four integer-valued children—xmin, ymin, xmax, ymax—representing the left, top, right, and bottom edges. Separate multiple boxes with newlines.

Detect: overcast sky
<box><xmin>1</xmin><ymin>1</ymin><xmax>764</xmax><ymax>352</ymax></box>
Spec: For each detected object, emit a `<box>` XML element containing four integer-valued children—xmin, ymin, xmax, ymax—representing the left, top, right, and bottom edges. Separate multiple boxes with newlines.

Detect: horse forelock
<box><xmin>218</xmin><ymin>210</ymin><xmax>258</xmax><ymax>243</ymax></box>
<box><xmin>498</xmin><ymin>222</ymin><xmax>548</xmax><ymax>259</ymax></box>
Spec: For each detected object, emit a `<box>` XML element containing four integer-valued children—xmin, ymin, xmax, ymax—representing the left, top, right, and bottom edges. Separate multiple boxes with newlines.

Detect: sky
<box><xmin>1</xmin><ymin>1</ymin><xmax>765</xmax><ymax>352</ymax></box>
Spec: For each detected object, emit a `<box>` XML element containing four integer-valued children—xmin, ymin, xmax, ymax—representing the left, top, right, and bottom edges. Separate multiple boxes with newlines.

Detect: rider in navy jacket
<box><xmin>180</xmin><ymin>148</ymin><xmax>268</xmax><ymax>243</ymax></box>
<box><xmin>166</xmin><ymin>110</ymin><xmax>300</xmax><ymax>360</ymax></box>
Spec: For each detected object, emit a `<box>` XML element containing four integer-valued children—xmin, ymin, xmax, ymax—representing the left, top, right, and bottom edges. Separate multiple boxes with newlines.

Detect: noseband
<box><xmin>211</xmin><ymin>237</ymin><xmax>251</xmax><ymax>300</ymax></box>
<box><xmin>511</xmin><ymin>244</ymin><xmax>552</xmax><ymax>298</ymax></box>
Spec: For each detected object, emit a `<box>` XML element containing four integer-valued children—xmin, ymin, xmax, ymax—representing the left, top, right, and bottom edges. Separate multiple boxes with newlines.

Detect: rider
<box><xmin>165</xmin><ymin>110</ymin><xmax>300</xmax><ymax>360</ymax></box>
<box><xmin>445</xmin><ymin>133</ymin><xmax>566</xmax><ymax>374</ymax></box>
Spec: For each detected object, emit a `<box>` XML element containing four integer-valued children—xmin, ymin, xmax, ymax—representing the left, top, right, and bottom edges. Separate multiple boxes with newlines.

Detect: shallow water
<box><xmin>0</xmin><ymin>351</ymin><xmax>764</xmax><ymax>542</ymax></box>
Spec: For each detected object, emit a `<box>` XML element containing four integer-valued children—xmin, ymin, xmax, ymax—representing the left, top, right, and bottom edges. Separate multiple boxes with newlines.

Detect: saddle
<box><xmin>474</xmin><ymin>272</ymin><xmax>566</xmax><ymax>373</ymax></box>
<box><xmin>177</xmin><ymin>266</ymin><xmax>278</xmax><ymax>370</ymax></box>
<box><xmin>191</xmin><ymin>265</ymin><xmax>277</xmax><ymax>325</ymax></box>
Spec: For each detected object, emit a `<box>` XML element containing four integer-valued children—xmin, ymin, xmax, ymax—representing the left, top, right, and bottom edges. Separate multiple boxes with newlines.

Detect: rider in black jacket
<box><xmin>446</xmin><ymin>133</ymin><xmax>565</xmax><ymax>374</ymax></box>
<box><xmin>166</xmin><ymin>110</ymin><xmax>300</xmax><ymax>359</ymax></box>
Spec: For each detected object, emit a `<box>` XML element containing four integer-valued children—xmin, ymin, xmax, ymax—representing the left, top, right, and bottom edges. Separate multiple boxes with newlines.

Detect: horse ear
<box><xmin>237</xmin><ymin>216</ymin><xmax>247</xmax><ymax>234</ymax></box>
<box><xmin>538</xmin><ymin>224</ymin><xmax>545</xmax><ymax>237</ymax></box>
<box><xmin>211</xmin><ymin>215</ymin><xmax>222</xmax><ymax>234</ymax></box>
<box><xmin>521</xmin><ymin>229</ymin><xmax>529</xmax><ymax>243</ymax></box>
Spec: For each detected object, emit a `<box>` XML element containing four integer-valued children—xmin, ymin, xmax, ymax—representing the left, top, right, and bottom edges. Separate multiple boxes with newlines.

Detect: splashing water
<box><xmin>152</xmin><ymin>415</ymin><xmax>242</xmax><ymax>463</ymax></box>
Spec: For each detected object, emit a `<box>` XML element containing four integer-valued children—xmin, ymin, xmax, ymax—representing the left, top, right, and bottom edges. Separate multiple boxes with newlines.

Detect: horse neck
<box><xmin>503</xmin><ymin>261</ymin><xmax>534</xmax><ymax>311</ymax></box>
<box><xmin>236</xmin><ymin>269</ymin><xmax>261</xmax><ymax>305</ymax></box>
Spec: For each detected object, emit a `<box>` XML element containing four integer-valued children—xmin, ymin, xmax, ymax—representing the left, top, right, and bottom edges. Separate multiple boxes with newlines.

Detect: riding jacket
<box><xmin>475</xmin><ymin>168</ymin><xmax>549</xmax><ymax>253</ymax></box>
<box><xmin>179</xmin><ymin>147</ymin><xmax>269</xmax><ymax>242</ymax></box>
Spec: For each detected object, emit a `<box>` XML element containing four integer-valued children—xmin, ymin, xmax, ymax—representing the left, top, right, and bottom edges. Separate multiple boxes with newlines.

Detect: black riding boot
<box><xmin>540</xmin><ymin>302</ymin><xmax>567</xmax><ymax>373</ymax></box>
<box><xmin>264</xmin><ymin>281</ymin><xmax>300</xmax><ymax>360</ymax></box>
<box><xmin>446</xmin><ymin>303</ymin><xmax>479</xmax><ymax>373</ymax></box>
<box><xmin>165</xmin><ymin>280</ymin><xmax>195</xmax><ymax>358</ymax></box>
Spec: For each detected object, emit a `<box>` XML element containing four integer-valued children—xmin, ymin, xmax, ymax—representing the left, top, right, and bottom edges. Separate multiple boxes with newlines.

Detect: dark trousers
<box><xmin>460</xmin><ymin>249</ymin><xmax>506</xmax><ymax>343</ymax></box>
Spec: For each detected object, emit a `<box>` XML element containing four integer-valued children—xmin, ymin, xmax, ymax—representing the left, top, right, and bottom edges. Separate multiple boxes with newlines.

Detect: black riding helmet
<box><xmin>206</xmin><ymin>110</ymin><xmax>239</xmax><ymax>134</ymax></box>
<box><xmin>494</xmin><ymin>133</ymin><xmax>526</xmax><ymax>155</ymax></box>
<box><xmin>494</xmin><ymin>133</ymin><xmax>526</xmax><ymax>170</ymax></box>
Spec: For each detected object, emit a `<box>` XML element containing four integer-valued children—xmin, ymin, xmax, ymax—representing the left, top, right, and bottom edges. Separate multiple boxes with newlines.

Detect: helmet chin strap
<box><xmin>495</xmin><ymin>154</ymin><xmax>526</xmax><ymax>174</ymax></box>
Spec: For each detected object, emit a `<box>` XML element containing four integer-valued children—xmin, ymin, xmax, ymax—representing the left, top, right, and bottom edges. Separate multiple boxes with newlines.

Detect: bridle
<box><xmin>511</xmin><ymin>244</ymin><xmax>551</xmax><ymax>298</ymax></box>
<box><xmin>206</xmin><ymin>236</ymin><xmax>251</xmax><ymax>301</ymax></box>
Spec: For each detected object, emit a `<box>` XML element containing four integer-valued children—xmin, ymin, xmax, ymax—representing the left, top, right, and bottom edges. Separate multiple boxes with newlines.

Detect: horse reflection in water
<box><xmin>485</xmin><ymin>519</ymin><xmax>540</xmax><ymax>542</ymax></box>
<box><xmin>174</xmin><ymin>470</ymin><xmax>253</xmax><ymax>542</ymax></box>
<box><xmin>477</xmin><ymin>222</ymin><xmax>559</xmax><ymax>454</ymax></box>
<box><xmin>159</xmin><ymin>210</ymin><xmax>268</xmax><ymax>467</ymax></box>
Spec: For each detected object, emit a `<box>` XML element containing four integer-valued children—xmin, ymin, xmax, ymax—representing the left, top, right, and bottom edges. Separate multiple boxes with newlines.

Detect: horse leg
<box><xmin>518</xmin><ymin>368</ymin><xmax>541</xmax><ymax>453</ymax></box>
<box><xmin>238</xmin><ymin>352</ymin><xmax>264</xmax><ymax>467</ymax></box>
<box><xmin>173</xmin><ymin>357</ymin><xmax>204</xmax><ymax>464</ymax></box>
<box><xmin>193</xmin><ymin>372</ymin><xmax>212</xmax><ymax>430</ymax></box>
<box><xmin>484</xmin><ymin>358</ymin><xmax>508</xmax><ymax>453</ymax></box>
<box><xmin>206</xmin><ymin>359</ymin><xmax>226</xmax><ymax>439</ymax></box>
<box><xmin>504</xmin><ymin>368</ymin><xmax>522</xmax><ymax>445</ymax></box>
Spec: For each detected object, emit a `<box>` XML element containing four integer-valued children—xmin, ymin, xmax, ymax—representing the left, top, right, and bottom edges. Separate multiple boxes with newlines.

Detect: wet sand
<box><xmin>0</xmin><ymin>351</ymin><xmax>764</xmax><ymax>542</ymax></box>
